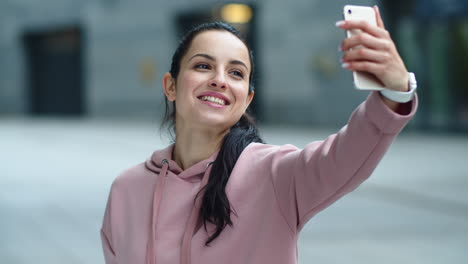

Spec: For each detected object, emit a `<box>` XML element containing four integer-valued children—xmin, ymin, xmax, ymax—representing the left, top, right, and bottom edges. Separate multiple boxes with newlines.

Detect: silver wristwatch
<box><xmin>379</xmin><ymin>72</ymin><xmax>417</xmax><ymax>103</ymax></box>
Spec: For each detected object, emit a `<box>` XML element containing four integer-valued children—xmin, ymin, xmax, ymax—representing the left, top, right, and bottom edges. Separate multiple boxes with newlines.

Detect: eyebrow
<box><xmin>188</xmin><ymin>53</ymin><xmax>249</xmax><ymax>71</ymax></box>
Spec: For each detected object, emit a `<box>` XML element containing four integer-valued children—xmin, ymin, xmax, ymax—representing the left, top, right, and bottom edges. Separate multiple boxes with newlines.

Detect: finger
<box><xmin>342</xmin><ymin>61</ymin><xmax>385</xmax><ymax>77</ymax></box>
<box><xmin>342</xmin><ymin>48</ymin><xmax>389</xmax><ymax>63</ymax></box>
<box><xmin>374</xmin><ymin>6</ymin><xmax>384</xmax><ymax>28</ymax></box>
<box><xmin>374</xmin><ymin>5</ymin><xmax>386</xmax><ymax>29</ymax></box>
<box><xmin>341</xmin><ymin>32</ymin><xmax>391</xmax><ymax>51</ymax></box>
<box><xmin>336</xmin><ymin>19</ymin><xmax>388</xmax><ymax>39</ymax></box>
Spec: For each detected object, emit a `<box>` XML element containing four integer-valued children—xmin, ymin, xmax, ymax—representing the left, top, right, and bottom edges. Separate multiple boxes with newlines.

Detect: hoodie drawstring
<box><xmin>146</xmin><ymin>159</ymin><xmax>170</xmax><ymax>264</ymax></box>
<box><xmin>180</xmin><ymin>162</ymin><xmax>214</xmax><ymax>264</ymax></box>
<box><xmin>146</xmin><ymin>160</ymin><xmax>213</xmax><ymax>264</ymax></box>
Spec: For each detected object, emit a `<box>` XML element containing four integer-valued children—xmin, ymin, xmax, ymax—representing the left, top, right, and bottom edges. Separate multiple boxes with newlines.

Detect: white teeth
<box><xmin>200</xmin><ymin>96</ymin><xmax>226</xmax><ymax>105</ymax></box>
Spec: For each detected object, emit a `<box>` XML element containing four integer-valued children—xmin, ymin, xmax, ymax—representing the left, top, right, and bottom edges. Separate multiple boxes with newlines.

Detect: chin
<box><xmin>198</xmin><ymin>115</ymin><xmax>238</xmax><ymax>130</ymax></box>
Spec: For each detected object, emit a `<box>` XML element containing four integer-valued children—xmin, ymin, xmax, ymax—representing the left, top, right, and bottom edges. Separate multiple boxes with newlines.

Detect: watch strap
<box><xmin>379</xmin><ymin>72</ymin><xmax>417</xmax><ymax>103</ymax></box>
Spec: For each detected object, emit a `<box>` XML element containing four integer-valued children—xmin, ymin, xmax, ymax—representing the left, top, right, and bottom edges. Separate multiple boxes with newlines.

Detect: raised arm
<box><xmin>253</xmin><ymin>6</ymin><xmax>418</xmax><ymax>233</ymax></box>
<box><xmin>253</xmin><ymin>90</ymin><xmax>417</xmax><ymax>234</ymax></box>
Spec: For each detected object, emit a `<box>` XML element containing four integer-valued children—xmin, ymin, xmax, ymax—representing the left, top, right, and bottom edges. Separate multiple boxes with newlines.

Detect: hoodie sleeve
<box><xmin>101</xmin><ymin>186</ymin><xmax>118</xmax><ymax>264</ymax></box>
<box><xmin>264</xmin><ymin>91</ymin><xmax>418</xmax><ymax>233</ymax></box>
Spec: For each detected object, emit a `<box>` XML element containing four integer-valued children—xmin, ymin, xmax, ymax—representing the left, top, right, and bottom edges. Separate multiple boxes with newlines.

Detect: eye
<box><xmin>231</xmin><ymin>70</ymin><xmax>244</xmax><ymax>79</ymax></box>
<box><xmin>194</xmin><ymin>63</ymin><xmax>211</xmax><ymax>70</ymax></box>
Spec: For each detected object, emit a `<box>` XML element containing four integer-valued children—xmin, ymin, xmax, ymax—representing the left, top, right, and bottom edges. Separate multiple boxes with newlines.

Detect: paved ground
<box><xmin>1</xmin><ymin>117</ymin><xmax>467</xmax><ymax>263</ymax></box>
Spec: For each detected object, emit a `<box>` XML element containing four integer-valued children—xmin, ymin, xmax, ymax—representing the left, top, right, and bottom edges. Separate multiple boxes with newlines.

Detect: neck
<box><xmin>173</xmin><ymin>124</ymin><xmax>228</xmax><ymax>170</ymax></box>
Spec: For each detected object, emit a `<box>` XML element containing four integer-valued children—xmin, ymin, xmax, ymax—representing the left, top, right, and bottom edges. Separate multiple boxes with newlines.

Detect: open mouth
<box><xmin>198</xmin><ymin>95</ymin><xmax>230</xmax><ymax>106</ymax></box>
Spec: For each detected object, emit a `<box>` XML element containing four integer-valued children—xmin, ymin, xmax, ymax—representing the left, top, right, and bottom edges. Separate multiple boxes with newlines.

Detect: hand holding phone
<box><xmin>338</xmin><ymin>5</ymin><xmax>409</xmax><ymax>92</ymax></box>
<box><xmin>343</xmin><ymin>5</ymin><xmax>384</xmax><ymax>90</ymax></box>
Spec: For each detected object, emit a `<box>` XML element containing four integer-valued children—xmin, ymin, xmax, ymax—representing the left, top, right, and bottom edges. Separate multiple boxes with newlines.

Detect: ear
<box><xmin>245</xmin><ymin>91</ymin><xmax>254</xmax><ymax>108</ymax></box>
<box><xmin>163</xmin><ymin>72</ymin><xmax>176</xmax><ymax>101</ymax></box>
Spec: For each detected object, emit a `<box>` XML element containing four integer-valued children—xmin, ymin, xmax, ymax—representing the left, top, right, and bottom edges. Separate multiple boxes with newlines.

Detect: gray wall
<box><xmin>0</xmin><ymin>0</ymin><xmax>377</xmax><ymax>126</ymax></box>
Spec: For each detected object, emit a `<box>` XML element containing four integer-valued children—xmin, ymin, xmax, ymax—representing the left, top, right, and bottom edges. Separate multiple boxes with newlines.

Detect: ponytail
<box><xmin>198</xmin><ymin>113</ymin><xmax>264</xmax><ymax>245</ymax></box>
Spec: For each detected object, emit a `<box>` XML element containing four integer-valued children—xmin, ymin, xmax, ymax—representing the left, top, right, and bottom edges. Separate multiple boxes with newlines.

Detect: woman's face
<box><xmin>164</xmin><ymin>30</ymin><xmax>253</xmax><ymax>132</ymax></box>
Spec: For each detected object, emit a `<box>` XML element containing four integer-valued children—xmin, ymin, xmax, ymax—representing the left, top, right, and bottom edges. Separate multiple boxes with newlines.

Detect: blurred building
<box><xmin>0</xmin><ymin>0</ymin><xmax>467</xmax><ymax>130</ymax></box>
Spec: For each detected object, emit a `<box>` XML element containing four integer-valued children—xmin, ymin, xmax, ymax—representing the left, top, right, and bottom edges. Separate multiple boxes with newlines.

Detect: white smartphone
<box><xmin>343</xmin><ymin>5</ymin><xmax>385</xmax><ymax>90</ymax></box>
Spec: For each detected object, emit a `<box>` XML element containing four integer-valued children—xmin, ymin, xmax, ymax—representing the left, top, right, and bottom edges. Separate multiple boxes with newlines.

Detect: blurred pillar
<box><xmin>382</xmin><ymin>0</ymin><xmax>468</xmax><ymax>131</ymax></box>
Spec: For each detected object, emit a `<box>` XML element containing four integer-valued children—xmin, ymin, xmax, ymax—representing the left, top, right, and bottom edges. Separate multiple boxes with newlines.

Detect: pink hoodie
<box><xmin>101</xmin><ymin>91</ymin><xmax>418</xmax><ymax>264</ymax></box>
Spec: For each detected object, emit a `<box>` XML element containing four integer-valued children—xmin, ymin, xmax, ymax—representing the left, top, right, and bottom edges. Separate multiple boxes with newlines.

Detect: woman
<box><xmin>101</xmin><ymin>6</ymin><xmax>417</xmax><ymax>264</ymax></box>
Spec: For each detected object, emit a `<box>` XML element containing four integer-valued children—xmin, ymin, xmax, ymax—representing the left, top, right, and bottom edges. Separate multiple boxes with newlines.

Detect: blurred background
<box><xmin>1</xmin><ymin>0</ymin><xmax>467</xmax><ymax>263</ymax></box>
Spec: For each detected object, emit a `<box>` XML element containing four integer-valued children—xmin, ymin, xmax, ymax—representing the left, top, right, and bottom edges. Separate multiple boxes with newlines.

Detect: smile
<box><xmin>199</xmin><ymin>96</ymin><xmax>227</xmax><ymax>106</ymax></box>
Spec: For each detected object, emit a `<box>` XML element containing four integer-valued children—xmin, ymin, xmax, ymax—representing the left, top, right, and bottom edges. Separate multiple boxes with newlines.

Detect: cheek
<box><xmin>232</xmin><ymin>84</ymin><xmax>251</xmax><ymax>105</ymax></box>
<box><xmin>175</xmin><ymin>74</ymin><xmax>203</xmax><ymax>99</ymax></box>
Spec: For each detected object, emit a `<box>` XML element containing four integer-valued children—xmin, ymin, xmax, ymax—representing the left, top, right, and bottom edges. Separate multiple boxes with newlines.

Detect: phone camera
<box><xmin>348</xmin><ymin>9</ymin><xmax>352</xmax><ymax>14</ymax></box>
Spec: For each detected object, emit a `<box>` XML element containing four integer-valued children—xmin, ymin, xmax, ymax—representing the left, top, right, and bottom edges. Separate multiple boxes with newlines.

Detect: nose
<box><xmin>209</xmin><ymin>72</ymin><xmax>227</xmax><ymax>89</ymax></box>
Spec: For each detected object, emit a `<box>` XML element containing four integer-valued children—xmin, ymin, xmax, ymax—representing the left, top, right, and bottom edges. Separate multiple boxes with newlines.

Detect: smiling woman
<box><xmin>163</xmin><ymin>30</ymin><xmax>254</xmax><ymax>132</ymax></box>
<box><xmin>101</xmin><ymin>15</ymin><xmax>418</xmax><ymax>264</ymax></box>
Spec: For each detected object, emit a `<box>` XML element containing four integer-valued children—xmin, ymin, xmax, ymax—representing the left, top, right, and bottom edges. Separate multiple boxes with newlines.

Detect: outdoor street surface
<box><xmin>1</xmin><ymin>117</ymin><xmax>467</xmax><ymax>263</ymax></box>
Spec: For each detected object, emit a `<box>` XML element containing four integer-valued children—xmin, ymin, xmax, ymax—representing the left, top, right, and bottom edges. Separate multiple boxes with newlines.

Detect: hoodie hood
<box><xmin>145</xmin><ymin>144</ymin><xmax>219</xmax><ymax>182</ymax></box>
